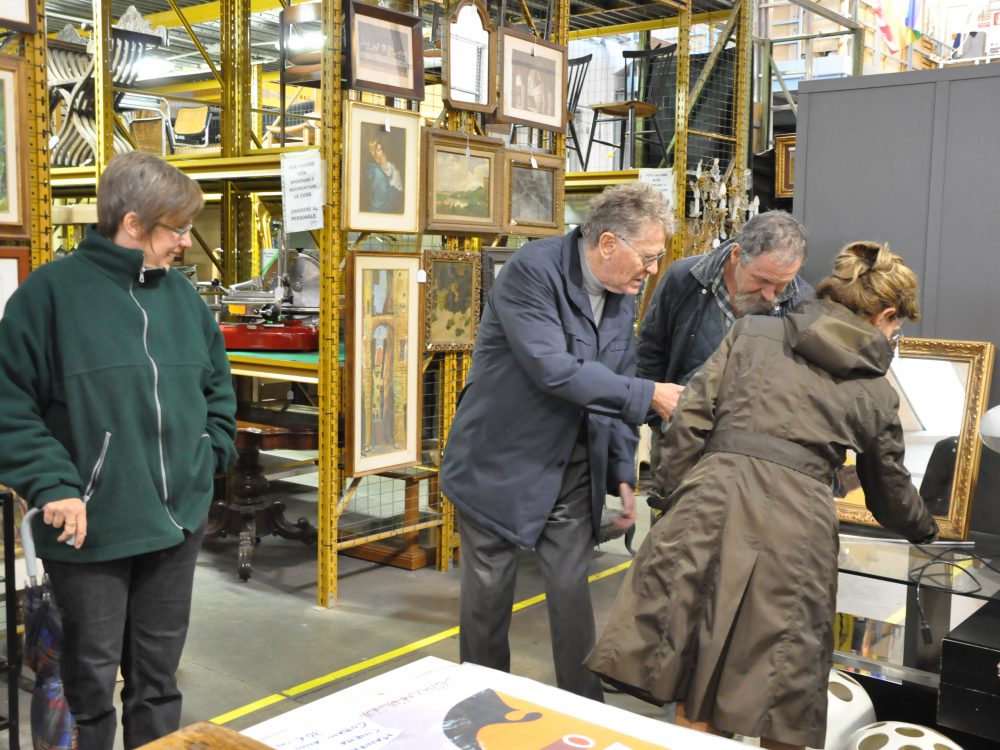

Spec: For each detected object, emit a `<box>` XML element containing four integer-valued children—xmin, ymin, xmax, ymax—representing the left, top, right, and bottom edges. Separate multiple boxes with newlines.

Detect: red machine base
<box><xmin>221</xmin><ymin>322</ymin><xmax>319</xmax><ymax>351</ymax></box>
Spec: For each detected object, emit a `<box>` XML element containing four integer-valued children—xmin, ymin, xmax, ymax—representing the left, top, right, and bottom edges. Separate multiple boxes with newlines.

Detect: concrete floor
<box><xmin>2</xmin><ymin>478</ymin><xmax>667</xmax><ymax>750</ymax></box>
<box><xmin>1</xmin><ymin>472</ymin><xmax>974</xmax><ymax>749</ymax></box>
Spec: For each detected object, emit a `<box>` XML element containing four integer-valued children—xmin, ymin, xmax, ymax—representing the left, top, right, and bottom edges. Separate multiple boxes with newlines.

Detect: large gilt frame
<box><xmin>836</xmin><ymin>337</ymin><xmax>995</xmax><ymax>540</ymax></box>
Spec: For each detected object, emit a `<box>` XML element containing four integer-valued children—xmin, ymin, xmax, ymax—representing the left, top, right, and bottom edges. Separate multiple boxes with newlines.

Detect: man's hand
<box><xmin>650</xmin><ymin>382</ymin><xmax>685</xmax><ymax>422</ymax></box>
<box><xmin>615</xmin><ymin>483</ymin><xmax>637</xmax><ymax>530</ymax></box>
<box><xmin>43</xmin><ymin>498</ymin><xmax>87</xmax><ymax>549</ymax></box>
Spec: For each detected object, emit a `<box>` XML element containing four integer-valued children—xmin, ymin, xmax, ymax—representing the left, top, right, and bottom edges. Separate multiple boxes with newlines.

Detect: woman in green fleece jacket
<box><xmin>0</xmin><ymin>152</ymin><xmax>238</xmax><ymax>749</ymax></box>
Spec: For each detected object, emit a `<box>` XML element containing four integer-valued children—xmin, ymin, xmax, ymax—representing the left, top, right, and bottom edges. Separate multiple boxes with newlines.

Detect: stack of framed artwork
<box><xmin>341</xmin><ymin>0</ymin><xmax>571</xmax><ymax>479</ymax></box>
<box><xmin>340</xmin><ymin>0</ymin><xmax>569</xmax><ymax>239</ymax></box>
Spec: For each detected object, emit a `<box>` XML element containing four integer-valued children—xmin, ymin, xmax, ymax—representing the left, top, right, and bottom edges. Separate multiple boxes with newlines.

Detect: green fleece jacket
<box><xmin>0</xmin><ymin>227</ymin><xmax>238</xmax><ymax>563</ymax></box>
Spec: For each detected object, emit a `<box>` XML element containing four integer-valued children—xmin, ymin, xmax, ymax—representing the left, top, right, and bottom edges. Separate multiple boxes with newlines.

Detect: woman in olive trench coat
<box><xmin>585</xmin><ymin>242</ymin><xmax>938</xmax><ymax>749</ymax></box>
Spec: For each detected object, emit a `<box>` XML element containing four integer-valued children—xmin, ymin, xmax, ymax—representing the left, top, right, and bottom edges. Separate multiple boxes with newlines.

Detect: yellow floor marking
<box><xmin>210</xmin><ymin>558</ymin><xmax>633</xmax><ymax>725</ymax></box>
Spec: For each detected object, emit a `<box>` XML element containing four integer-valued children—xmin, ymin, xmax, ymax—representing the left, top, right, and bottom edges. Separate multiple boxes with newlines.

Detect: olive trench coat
<box><xmin>585</xmin><ymin>299</ymin><xmax>936</xmax><ymax>747</ymax></box>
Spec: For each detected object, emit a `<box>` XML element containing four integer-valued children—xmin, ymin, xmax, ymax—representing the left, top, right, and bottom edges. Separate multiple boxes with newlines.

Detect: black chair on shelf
<box><xmin>585</xmin><ymin>43</ymin><xmax>677</xmax><ymax>171</ymax></box>
<box><xmin>565</xmin><ymin>53</ymin><xmax>592</xmax><ymax>170</ymax></box>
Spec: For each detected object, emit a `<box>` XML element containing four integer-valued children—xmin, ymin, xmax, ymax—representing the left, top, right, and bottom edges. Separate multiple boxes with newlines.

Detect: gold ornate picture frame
<box><xmin>835</xmin><ymin>337</ymin><xmax>995</xmax><ymax>540</ymax></box>
<box><xmin>424</xmin><ymin>249</ymin><xmax>481</xmax><ymax>351</ymax></box>
<box><xmin>346</xmin><ymin>252</ymin><xmax>423</xmax><ymax>477</ymax></box>
<box><xmin>774</xmin><ymin>134</ymin><xmax>795</xmax><ymax>199</ymax></box>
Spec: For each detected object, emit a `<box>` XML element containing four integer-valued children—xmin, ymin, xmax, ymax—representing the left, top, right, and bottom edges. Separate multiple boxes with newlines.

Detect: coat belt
<box><xmin>705</xmin><ymin>429</ymin><xmax>832</xmax><ymax>483</ymax></box>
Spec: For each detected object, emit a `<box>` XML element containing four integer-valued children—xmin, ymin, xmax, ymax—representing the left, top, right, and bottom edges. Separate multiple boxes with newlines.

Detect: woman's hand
<box><xmin>42</xmin><ymin>498</ymin><xmax>87</xmax><ymax>549</ymax></box>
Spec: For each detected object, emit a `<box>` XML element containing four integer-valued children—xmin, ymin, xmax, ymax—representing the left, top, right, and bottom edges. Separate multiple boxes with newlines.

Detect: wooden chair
<box><xmin>585</xmin><ymin>43</ymin><xmax>677</xmax><ymax>171</ymax></box>
<box><xmin>172</xmin><ymin>105</ymin><xmax>212</xmax><ymax>148</ymax></box>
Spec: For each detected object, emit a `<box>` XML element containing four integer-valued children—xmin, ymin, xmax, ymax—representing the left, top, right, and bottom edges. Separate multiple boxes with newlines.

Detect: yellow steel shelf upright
<box><xmin>317</xmin><ymin>0</ymin><xmax>345</xmax><ymax>608</ymax></box>
<box><xmin>23</xmin><ymin>0</ymin><xmax>53</xmax><ymax>268</ymax></box>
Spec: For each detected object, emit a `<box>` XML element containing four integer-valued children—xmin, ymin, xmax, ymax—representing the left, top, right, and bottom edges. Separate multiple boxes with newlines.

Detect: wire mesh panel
<box><xmin>567</xmin><ymin>21</ymin><xmax>738</xmax><ymax>175</ymax></box>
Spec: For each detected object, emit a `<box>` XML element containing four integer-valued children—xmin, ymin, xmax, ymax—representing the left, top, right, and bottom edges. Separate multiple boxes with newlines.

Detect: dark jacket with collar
<box><xmin>636</xmin><ymin>239</ymin><xmax>813</xmax><ymax>423</ymax></box>
<box><xmin>439</xmin><ymin>228</ymin><xmax>653</xmax><ymax>548</ymax></box>
<box><xmin>0</xmin><ymin>227</ymin><xmax>238</xmax><ymax>563</ymax></box>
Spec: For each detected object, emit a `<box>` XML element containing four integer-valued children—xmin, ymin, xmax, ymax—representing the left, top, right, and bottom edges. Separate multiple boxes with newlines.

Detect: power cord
<box><xmin>908</xmin><ymin>544</ymin><xmax>1000</xmax><ymax>644</ymax></box>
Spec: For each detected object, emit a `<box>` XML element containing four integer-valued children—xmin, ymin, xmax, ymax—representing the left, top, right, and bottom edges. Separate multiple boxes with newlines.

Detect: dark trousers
<box><xmin>45</xmin><ymin>523</ymin><xmax>205</xmax><ymax>750</ymax></box>
<box><xmin>458</xmin><ymin>448</ymin><xmax>604</xmax><ymax>702</ymax></box>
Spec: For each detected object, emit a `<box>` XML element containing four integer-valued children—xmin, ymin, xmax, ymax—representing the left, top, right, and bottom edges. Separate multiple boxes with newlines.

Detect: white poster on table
<box><xmin>244</xmin><ymin>657</ymin><xmax>743</xmax><ymax>750</ymax></box>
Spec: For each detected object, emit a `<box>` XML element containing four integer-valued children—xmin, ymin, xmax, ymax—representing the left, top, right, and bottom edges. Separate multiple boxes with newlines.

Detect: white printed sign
<box><xmin>281</xmin><ymin>150</ymin><xmax>326</xmax><ymax>233</ymax></box>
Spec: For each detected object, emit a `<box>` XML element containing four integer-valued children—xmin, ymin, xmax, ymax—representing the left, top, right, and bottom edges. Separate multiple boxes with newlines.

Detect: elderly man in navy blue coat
<box><xmin>440</xmin><ymin>183</ymin><xmax>676</xmax><ymax>702</ymax></box>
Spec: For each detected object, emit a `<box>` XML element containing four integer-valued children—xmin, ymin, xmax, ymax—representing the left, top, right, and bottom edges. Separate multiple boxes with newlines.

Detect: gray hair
<box><xmin>97</xmin><ymin>151</ymin><xmax>203</xmax><ymax>237</ymax></box>
<box><xmin>734</xmin><ymin>210</ymin><xmax>807</xmax><ymax>266</ymax></box>
<box><xmin>580</xmin><ymin>183</ymin><xmax>674</xmax><ymax>247</ymax></box>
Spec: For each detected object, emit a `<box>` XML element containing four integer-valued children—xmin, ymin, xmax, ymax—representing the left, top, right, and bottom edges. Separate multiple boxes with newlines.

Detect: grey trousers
<box><xmin>458</xmin><ymin>450</ymin><xmax>604</xmax><ymax>702</ymax></box>
<box><xmin>45</xmin><ymin>523</ymin><xmax>205</xmax><ymax>750</ymax></box>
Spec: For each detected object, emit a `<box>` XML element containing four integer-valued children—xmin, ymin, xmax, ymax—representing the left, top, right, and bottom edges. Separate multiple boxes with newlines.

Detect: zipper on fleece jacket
<box><xmin>128</xmin><ymin>281</ymin><xmax>182</xmax><ymax>530</ymax></box>
<box><xmin>82</xmin><ymin>431</ymin><xmax>111</xmax><ymax>503</ymax></box>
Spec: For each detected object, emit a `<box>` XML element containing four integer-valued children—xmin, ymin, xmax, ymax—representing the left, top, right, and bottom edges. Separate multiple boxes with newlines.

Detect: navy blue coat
<box><xmin>440</xmin><ymin>228</ymin><xmax>654</xmax><ymax>548</ymax></box>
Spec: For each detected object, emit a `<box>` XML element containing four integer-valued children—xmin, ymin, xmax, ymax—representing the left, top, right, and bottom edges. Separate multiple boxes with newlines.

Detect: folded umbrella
<box><xmin>21</xmin><ymin>508</ymin><xmax>76</xmax><ymax>750</ymax></box>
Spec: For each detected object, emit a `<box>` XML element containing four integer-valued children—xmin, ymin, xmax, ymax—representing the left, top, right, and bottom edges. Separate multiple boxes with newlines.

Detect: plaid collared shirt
<box><xmin>709</xmin><ymin>258</ymin><xmax>737</xmax><ymax>326</ymax></box>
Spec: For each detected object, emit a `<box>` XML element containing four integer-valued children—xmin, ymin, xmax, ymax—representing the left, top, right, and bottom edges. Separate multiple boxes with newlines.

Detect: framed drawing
<box><xmin>481</xmin><ymin>246</ymin><xmax>515</xmax><ymax>308</ymax></box>
<box><xmin>0</xmin><ymin>246</ymin><xmax>29</xmax><ymax>320</ymax></box>
<box><xmin>0</xmin><ymin>0</ymin><xmax>37</xmax><ymax>34</ymax></box>
<box><xmin>0</xmin><ymin>56</ymin><xmax>29</xmax><ymax>239</ymax></box>
<box><xmin>345</xmin><ymin>0</ymin><xmax>424</xmax><ymax>101</ymax></box>
<box><xmin>346</xmin><ymin>252</ymin><xmax>423</xmax><ymax>477</ymax></box>
<box><xmin>835</xmin><ymin>337</ymin><xmax>994</xmax><ymax>540</ymax></box>
<box><xmin>423</xmin><ymin>128</ymin><xmax>504</xmax><ymax>235</ymax></box>
<box><xmin>498</xmin><ymin>28</ymin><xmax>567</xmax><ymax>132</ymax></box>
<box><xmin>442</xmin><ymin>0</ymin><xmax>497</xmax><ymax>114</ymax></box>
<box><xmin>774</xmin><ymin>134</ymin><xmax>796</xmax><ymax>199</ymax></box>
<box><xmin>502</xmin><ymin>150</ymin><xmax>564</xmax><ymax>235</ymax></box>
<box><xmin>424</xmin><ymin>250</ymin><xmax>481</xmax><ymax>351</ymax></box>
<box><xmin>344</xmin><ymin>101</ymin><xmax>421</xmax><ymax>233</ymax></box>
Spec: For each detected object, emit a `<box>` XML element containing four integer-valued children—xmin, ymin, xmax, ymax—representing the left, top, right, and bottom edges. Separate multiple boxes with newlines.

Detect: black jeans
<box><xmin>44</xmin><ymin>523</ymin><xmax>205</xmax><ymax>750</ymax></box>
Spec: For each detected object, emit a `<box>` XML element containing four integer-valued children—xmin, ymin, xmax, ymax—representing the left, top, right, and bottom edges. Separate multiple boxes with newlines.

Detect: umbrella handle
<box><xmin>21</xmin><ymin>507</ymin><xmax>41</xmax><ymax>584</ymax></box>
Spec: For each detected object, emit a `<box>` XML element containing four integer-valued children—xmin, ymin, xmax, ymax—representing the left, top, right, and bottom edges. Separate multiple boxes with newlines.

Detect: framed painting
<box><xmin>442</xmin><ymin>0</ymin><xmax>497</xmax><ymax>114</ymax></box>
<box><xmin>835</xmin><ymin>337</ymin><xmax>994</xmax><ymax>540</ymax></box>
<box><xmin>344</xmin><ymin>101</ymin><xmax>421</xmax><ymax>233</ymax></box>
<box><xmin>346</xmin><ymin>252</ymin><xmax>423</xmax><ymax>477</ymax></box>
<box><xmin>774</xmin><ymin>134</ymin><xmax>796</xmax><ymax>199</ymax></box>
<box><xmin>502</xmin><ymin>149</ymin><xmax>564</xmax><ymax>235</ymax></box>
<box><xmin>497</xmin><ymin>28</ymin><xmax>567</xmax><ymax>132</ymax></box>
<box><xmin>0</xmin><ymin>246</ymin><xmax>29</xmax><ymax>320</ymax></box>
<box><xmin>0</xmin><ymin>55</ymin><xmax>29</xmax><ymax>239</ymax></box>
<box><xmin>424</xmin><ymin>250</ymin><xmax>481</xmax><ymax>351</ymax></box>
<box><xmin>481</xmin><ymin>246</ymin><xmax>515</xmax><ymax>309</ymax></box>
<box><xmin>0</xmin><ymin>0</ymin><xmax>37</xmax><ymax>34</ymax></box>
<box><xmin>423</xmin><ymin>128</ymin><xmax>504</xmax><ymax>235</ymax></box>
<box><xmin>345</xmin><ymin>0</ymin><xmax>424</xmax><ymax>101</ymax></box>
